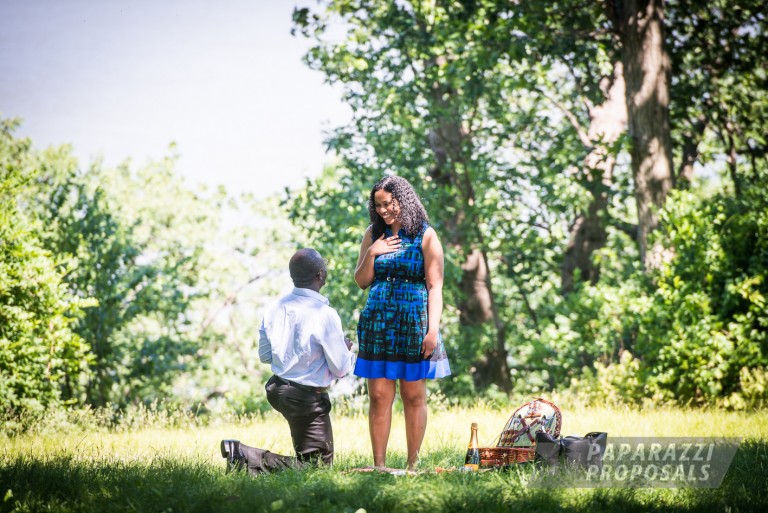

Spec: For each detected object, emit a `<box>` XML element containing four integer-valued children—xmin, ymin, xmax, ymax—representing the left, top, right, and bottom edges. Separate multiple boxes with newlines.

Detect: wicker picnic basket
<box><xmin>478</xmin><ymin>398</ymin><xmax>562</xmax><ymax>467</ymax></box>
<box><xmin>479</xmin><ymin>446</ymin><xmax>536</xmax><ymax>466</ymax></box>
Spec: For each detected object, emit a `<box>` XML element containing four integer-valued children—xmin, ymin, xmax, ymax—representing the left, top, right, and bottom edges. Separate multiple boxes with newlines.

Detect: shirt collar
<box><xmin>291</xmin><ymin>287</ymin><xmax>330</xmax><ymax>305</ymax></box>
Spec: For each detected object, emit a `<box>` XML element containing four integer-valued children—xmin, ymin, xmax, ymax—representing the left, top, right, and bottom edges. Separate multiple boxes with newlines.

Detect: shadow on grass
<box><xmin>1</xmin><ymin>441</ymin><xmax>766</xmax><ymax>513</ymax></box>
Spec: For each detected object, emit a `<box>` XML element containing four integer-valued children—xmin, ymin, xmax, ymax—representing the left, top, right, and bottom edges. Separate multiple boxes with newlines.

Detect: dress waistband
<box><xmin>374</xmin><ymin>275</ymin><xmax>425</xmax><ymax>284</ymax></box>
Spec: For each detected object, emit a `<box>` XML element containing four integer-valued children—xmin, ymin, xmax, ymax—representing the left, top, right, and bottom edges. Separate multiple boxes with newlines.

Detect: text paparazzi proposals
<box><xmin>530</xmin><ymin>437</ymin><xmax>740</xmax><ymax>488</ymax></box>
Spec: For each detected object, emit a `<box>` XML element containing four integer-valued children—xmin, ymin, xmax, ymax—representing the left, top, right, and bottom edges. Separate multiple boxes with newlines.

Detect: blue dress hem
<box><xmin>354</xmin><ymin>358</ymin><xmax>451</xmax><ymax>381</ymax></box>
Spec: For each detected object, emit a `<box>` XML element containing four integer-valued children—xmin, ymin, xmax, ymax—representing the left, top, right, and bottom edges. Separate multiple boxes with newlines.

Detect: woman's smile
<box><xmin>374</xmin><ymin>190</ymin><xmax>399</xmax><ymax>224</ymax></box>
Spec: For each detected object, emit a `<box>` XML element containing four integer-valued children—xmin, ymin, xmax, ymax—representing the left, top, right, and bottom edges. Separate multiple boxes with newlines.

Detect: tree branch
<box><xmin>609</xmin><ymin>218</ymin><xmax>638</xmax><ymax>240</ymax></box>
<box><xmin>198</xmin><ymin>271</ymin><xmax>270</xmax><ymax>337</ymax></box>
<box><xmin>534</xmin><ymin>87</ymin><xmax>593</xmax><ymax>148</ymax></box>
<box><xmin>675</xmin><ymin>114</ymin><xmax>707</xmax><ymax>187</ymax></box>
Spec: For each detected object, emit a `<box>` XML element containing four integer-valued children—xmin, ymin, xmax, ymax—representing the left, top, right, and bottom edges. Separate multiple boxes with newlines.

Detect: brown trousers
<box><xmin>239</xmin><ymin>375</ymin><xmax>334</xmax><ymax>474</ymax></box>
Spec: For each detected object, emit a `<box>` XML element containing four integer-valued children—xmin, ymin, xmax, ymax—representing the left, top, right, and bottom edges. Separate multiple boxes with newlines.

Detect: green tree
<box><xmin>19</xmin><ymin>145</ymin><xmax>222</xmax><ymax>407</ymax></box>
<box><xmin>291</xmin><ymin>0</ymin><xmax>639</xmax><ymax>391</ymax></box>
<box><xmin>0</xmin><ymin>118</ymin><xmax>91</xmax><ymax>416</ymax></box>
<box><xmin>182</xmin><ymin>193</ymin><xmax>300</xmax><ymax>414</ymax></box>
<box><xmin>608</xmin><ymin>0</ymin><xmax>675</xmax><ymax>268</ymax></box>
<box><xmin>290</xmin><ymin>0</ymin><xmax>768</xmax><ymax>405</ymax></box>
<box><xmin>3</xmin><ymin>116</ymin><xmax>300</xmax><ymax>414</ymax></box>
<box><xmin>293</xmin><ymin>0</ymin><xmax>557</xmax><ymax>392</ymax></box>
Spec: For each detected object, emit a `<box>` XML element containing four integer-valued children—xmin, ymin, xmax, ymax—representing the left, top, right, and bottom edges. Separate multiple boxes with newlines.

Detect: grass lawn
<box><xmin>2</xmin><ymin>404</ymin><xmax>767</xmax><ymax>512</ymax></box>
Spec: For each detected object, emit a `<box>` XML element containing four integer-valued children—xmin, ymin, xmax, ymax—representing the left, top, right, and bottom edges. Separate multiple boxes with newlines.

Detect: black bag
<box><xmin>535</xmin><ymin>431</ymin><xmax>608</xmax><ymax>470</ymax></box>
<box><xmin>533</xmin><ymin>431</ymin><xmax>561</xmax><ymax>467</ymax></box>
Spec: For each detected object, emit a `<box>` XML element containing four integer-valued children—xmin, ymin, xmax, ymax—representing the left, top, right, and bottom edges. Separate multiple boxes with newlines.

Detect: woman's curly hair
<box><xmin>368</xmin><ymin>175</ymin><xmax>429</xmax><ymax>240</ymax></box>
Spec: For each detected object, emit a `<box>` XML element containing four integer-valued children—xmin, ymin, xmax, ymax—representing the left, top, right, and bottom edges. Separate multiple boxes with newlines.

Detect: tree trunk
<box><xmin>459</xmin><ymin>249</ymin><xmax>493</xmax><ymax>325</ymax></box>
<box><xmin>428</xmin><ymin>78</ymin><xmax>513</xmax><ymax>393</ymax></box>
<box><xmin>613</xmin><ymin>0</ymin><xmax>674</xmax><ymax>269</ymax></box>
<box><xmin>562</xmin><ymin>62</ymin><xmax>628</xmax><ymax>294</ymax></box>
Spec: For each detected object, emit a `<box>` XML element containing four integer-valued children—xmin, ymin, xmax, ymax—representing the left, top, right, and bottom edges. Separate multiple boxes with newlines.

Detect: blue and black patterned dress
<box><xmin>354</xmin><ymin>223</ymin><xmax>451</xmax><ymax>381</ymax></box>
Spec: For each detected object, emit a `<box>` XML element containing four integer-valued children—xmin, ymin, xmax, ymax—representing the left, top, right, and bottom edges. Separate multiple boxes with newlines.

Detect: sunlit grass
<box><xmin>4</xmin><ymin>405</ymin><xmax>767</xmax><ymax>467</ymax></box>
<box><xmin>2</xmin><ymin>405</ymin><xmax>767</xmax><ymax>512</ymax></box>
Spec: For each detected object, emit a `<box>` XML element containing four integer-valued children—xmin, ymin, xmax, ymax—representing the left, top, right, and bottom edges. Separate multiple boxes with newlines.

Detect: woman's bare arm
<box><xmin>421</xmin><ymin>227</ymin><xmax>444</xmax><ymax>356</ymax></box>
<box><xmin>354</xmin><ymin>225</ymin><xmax>402</xmax><ymax>289</ymax></box>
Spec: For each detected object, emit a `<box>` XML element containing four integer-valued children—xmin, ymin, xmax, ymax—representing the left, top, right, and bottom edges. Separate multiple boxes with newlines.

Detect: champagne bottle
<box><xmin>463</xmin><ymin>422</ymin><xmax>480</xmax><ymax>470</ymax></box>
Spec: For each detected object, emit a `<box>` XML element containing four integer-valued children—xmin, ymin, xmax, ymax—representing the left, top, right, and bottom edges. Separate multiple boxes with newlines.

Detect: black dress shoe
<box><xmin>220</xmin><ymin>439</ymin><xmax>244</xmax><ymax>472</ymax></box>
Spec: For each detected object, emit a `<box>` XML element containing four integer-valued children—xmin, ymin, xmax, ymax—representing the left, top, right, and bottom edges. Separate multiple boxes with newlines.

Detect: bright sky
<box><xmin>0</xmin><ymin>0</ymin><xmax>350</xmax><ymax>198</ymax></box>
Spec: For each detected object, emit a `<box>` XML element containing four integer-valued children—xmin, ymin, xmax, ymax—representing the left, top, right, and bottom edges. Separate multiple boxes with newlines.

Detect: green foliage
<box><xmin>667</xmin><ymin>0</ymin><xmax>768</xmax><ymax>189</ymax></box>
<box><xmin>179</xmin><ymin>193</ymin><xmax>299</xmax><ymax>415</ymax></box>
<box><xmin>0</xmin><ymin>119</ymin><xmax>91</xmax><ymax>417</ymax></box>
<box><xmin>570</xmin><ymin>186</ymin><xmax>768</xmax><ymax>407</ymax></box>
<box><xmin>290</xmin><ymin>0</ymin><xmax>768</xmax><ymax>408</ymax></box>
<box><xmin>17</xmin><ymin>147</ymin><xmax>220</xmax><ymax>407</ymax></box>
<box><xmin>1</xmin><ymin>116</ymin><xmax>296</xmax><ymax>416</ymax></box>
<box><xmin>644</xmin><ymin>187</ymin><xmax>768</xmax><ymax>406</ymax></box>
<box><xmin>3</xmin><ymin>0</ymin><xmax>767</xmax><ymax>417</ymax></box>
<box><xmin>283</xmin><ymin>165</ymin><xmax>370</xmax><ymax>339</ymax></box>
<box><xmin>290</xmin><ymin>0</ymin><xmax>604</xmax><ymax>395</ymax></box>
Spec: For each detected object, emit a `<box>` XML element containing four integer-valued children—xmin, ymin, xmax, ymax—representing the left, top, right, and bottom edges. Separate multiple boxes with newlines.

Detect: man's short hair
<box><xmin>289</xmin><ymin>248</ymin><xmax>326</xmax><ymax>287</ymax></box>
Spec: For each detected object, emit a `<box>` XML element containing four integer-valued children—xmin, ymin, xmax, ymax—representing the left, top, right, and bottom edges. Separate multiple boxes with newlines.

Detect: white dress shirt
<box><xmin>258</xmin><ymin>287</ymin><xmax>354</xmax><ymax>387</ymax></box>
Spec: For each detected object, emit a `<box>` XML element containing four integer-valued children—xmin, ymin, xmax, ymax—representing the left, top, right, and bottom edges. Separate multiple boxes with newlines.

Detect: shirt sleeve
<box><xmin>258</xmin><ymin>316</ymin><xmax>272</xmax><ymax>364</ymax></box>
<box><xmin>320</xmin><ymin>308</ymin><xmax>353</xmax><ymax>378</ymax></box>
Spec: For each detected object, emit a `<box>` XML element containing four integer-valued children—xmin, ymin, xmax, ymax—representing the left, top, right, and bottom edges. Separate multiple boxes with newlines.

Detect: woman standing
<box><xmin>354</xmin><ymin>175</ymin><xmax>451</xmax><ymax>470</ymax></box>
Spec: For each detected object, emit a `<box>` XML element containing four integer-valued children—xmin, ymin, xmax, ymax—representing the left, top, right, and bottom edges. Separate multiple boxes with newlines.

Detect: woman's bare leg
<box><xmin>400</xmin><ymin>379</ymin><xmax>427</xmax><ymax>469</ymax></box>
<box><xmin>367</xmin><ymin>378</ymin><xmax>396</xmax><ymax>467</ymax></box>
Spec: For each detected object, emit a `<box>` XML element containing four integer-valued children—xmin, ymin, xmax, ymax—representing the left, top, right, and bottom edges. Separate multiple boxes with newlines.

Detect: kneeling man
<box><xmin>221</xmin><ymin>248</ymin><xmax>354</xmax><ymax>474</ymax></box>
